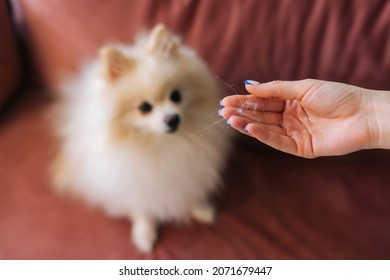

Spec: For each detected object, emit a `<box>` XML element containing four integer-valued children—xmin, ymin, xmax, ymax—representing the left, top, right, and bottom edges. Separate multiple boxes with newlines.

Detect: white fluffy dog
<box><xmin>51</xmin><ymin>24</ymin><xmax>231</xmax><ymax>252</ymax></box>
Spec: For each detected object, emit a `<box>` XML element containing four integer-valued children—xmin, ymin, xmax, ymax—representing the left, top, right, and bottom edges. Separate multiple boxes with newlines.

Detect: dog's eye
<box><xmin>138</xmin><ymin>102</ymin><xmax>153</xmax><ymax>113</ymax></box>
<box><xmin>170</xmin><ymin>89</ymin><xmax>181</xmax><ymax>103</ymax></box>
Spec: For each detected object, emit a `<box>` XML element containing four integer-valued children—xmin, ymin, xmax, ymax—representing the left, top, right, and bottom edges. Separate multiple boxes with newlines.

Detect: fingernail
<box><xmin>219</xmin><ymin>100</ymin><xmax>224</xmax><ymax>106</ymax></box>
<box><xmin>243</xmin><ymin>126</ymin><xmax>251</xmax><ymax>134</ymax></box>
<box><xmin>245</xmin><ymin>80</ymin><xmax>261</xmax><ymax>85</ymax></box>
<box><xmin>218</xmin><ymin>108</ymin><xmax>222</xmax><ymax>117</ymax></box>
<box><xmin>226</xmin><ymin>118</ymin><xmax>230</xmax><ymax>125</ymax></box>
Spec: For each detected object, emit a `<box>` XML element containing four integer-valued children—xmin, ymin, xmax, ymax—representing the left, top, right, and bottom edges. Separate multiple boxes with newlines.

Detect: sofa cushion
<box><xmin>12</xmin><ymin>0</ymin><xmax>390</xmax><ymax>92</ymax></box>
<box><xmin>1</xmin><ymin>90</ymin><xmax>390</xmax><ymax>259</ymax></box>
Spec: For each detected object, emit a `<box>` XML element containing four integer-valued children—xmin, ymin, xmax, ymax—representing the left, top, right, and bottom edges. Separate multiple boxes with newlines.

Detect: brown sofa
<box><xmin>1</xmin><ymin>0</ymin><xmax>390</xmax><ymax>259</ymax></box>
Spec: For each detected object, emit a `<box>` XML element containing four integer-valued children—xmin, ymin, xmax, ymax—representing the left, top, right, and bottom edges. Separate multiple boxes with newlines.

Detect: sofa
<box><xmin>1</xmin><ymin>0</ymin><xmax>389</xmax><ymax>259</ymax></box>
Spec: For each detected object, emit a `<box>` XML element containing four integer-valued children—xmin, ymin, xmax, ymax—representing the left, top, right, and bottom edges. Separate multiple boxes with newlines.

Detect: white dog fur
<box><xmin>51</xmin><ymin>24</ymin><xmax>231</xmax><ymax>252</ymax></box>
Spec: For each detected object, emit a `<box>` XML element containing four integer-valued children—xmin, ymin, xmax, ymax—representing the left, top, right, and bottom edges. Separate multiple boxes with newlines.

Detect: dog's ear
<box><xmin>147</xmin><ymin>24</ymin><xmax>178</xmax><ymax>56</ymax></box>
<box><xmin>99</xmin><ymin>46</ymin><xmax>135</xmax><ymax>82</ymax></box>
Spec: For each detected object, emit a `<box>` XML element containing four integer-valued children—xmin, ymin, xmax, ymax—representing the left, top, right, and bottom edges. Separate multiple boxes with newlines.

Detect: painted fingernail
<box><xmin>226</xmin><ymin>118</ymin><xmax>230</xmax><ymax>125</ymax></box>
<box><xmin>245</xmin><ymin>80</ymin><xmax>261</xmax><ymax>85</ymax></box>
<box><xmin>218</xmin><ymin>108</ymin><xmax>222</xmax><ymax>117</ymax></box>
<box><xmin>219</xmin><ymin>100</ymin><xmax>224</xmax><ymax>106</ymax></box>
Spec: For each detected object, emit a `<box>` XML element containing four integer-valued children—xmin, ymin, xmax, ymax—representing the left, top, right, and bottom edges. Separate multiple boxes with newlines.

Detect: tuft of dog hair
<box><xmin>51</xmin><ymin>24</ymin><xmax>232</xmax><ymax>252</ymax></box>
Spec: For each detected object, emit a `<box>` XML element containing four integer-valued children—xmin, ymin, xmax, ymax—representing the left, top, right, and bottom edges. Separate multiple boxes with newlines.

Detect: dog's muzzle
<box><xmin>165</xmin><ymin>114</ymin><xmax>180</xmax><ymax>133</ymax></box>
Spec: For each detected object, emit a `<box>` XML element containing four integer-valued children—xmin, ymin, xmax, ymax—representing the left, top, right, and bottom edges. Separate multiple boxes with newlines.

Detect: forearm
<box><xmin>366</xmin><ymin>89</ymin><xmax>390</xmax><ymax>150</ymax></box>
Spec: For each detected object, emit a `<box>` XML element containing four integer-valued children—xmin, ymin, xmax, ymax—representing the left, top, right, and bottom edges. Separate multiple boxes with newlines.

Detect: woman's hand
<box><xmin>220</xmin><ymin>79</ymin><xmax>390</xmax><ymax>158</ymax></box>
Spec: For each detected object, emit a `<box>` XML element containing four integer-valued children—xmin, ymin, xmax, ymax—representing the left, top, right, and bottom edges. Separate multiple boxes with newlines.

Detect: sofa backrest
<box><xmin>0</xmin><ymin>0</ymin><xmax>20</xmax><ymax>107</ymax></box>
<box><xmin>10</xmin><ymin>0</ymin><xmax>390</xmax><ymax>94</ymax></box>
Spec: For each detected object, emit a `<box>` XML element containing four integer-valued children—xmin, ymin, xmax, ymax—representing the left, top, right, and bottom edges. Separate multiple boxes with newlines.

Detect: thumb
<box><xmin>245</xmin><ymin>79</ymin><xmax>314</xmax><ymax>101</ymax></box>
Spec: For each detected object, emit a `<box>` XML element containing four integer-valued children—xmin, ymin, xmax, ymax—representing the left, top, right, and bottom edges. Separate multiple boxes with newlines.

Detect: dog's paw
<box><xmin>131</xmin><ymin>218</ymin><xmax>157</xmax><ymax>253</ymax></box>
<box><xmin>191</xmin><ymin>204</ymin><xmax>216</xmax><ymax>224</ymax></box>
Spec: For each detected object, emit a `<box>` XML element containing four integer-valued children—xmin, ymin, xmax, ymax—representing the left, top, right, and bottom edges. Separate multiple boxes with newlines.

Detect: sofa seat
<box><xmin>1</xmin><ymin>90</ymin><xmax>390</xmax><ymax>259</ymax></box>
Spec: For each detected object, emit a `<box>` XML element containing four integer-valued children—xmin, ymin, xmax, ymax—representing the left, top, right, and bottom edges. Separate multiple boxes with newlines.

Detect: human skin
<box><xmin>220</xmin><ymin>79</ymin><xmax>390</xmax><ymax>158</ymax></box>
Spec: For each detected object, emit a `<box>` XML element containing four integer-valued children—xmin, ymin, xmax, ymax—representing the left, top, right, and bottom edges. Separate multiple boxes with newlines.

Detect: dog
<box><xmin>51</xmin><ymin>24</ymin><xmax>231</xmax><ymax>252</ymax></box>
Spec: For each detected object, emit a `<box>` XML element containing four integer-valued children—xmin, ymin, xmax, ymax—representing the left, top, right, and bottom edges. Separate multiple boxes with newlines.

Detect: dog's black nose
<box><xmin>165</xmin><ymin>114</ymin><xmax>180</xmax><ymax>133</ymax></box>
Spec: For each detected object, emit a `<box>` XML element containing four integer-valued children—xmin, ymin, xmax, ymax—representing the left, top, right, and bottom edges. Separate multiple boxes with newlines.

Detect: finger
<box><xmin>220</xmin><ymin>107</ymin><xmax>282</xmax><ymax>126</ymax></box>
<box><xmin>245</xmin><ymin>79</ymin><xmax>316</xmax><ymax>101</ymax></box>
<box><xmin>227</xmin><ymin>116</ymin><xmax>285</xmax><ymax>135</ymax></box>
<box><xmin>244</xmin><ymin>122</ymin><xmax>299</xmax><ymax>156</ymax></box>
<box><xmin>221</xmin><ymin>95</ymin><xmax>285</xmax><ymax>112</ymax></box>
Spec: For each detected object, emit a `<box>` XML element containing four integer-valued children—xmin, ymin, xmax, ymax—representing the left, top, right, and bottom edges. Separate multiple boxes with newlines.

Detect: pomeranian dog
<box><xmin>51</xmin><ymin>24</ymin><xmax>231</xmax><ymax>252</ymax></box>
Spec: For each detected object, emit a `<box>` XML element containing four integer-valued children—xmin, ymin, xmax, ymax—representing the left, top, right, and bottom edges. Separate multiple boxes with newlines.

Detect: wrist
<box><xmin>366</xmin><ymin>89</ymin><xmax>390</xmax><ymax>149</ymax></box>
